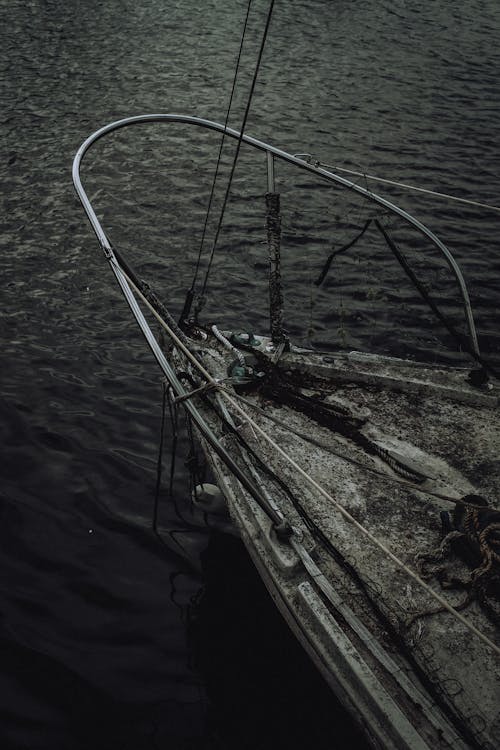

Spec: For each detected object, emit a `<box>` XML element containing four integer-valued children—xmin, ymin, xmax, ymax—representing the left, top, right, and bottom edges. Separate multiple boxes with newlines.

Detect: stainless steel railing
<box><xmin>72</xmin><ymin>113</ymin><xmax>480</xmax><ymax>356</ymax></box>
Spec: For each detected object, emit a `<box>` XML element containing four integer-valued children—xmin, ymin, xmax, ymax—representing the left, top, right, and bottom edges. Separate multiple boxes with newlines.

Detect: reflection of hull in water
<box><xmin>190</xmin><ymin>529</ymin><xmax>368</xmax><ymax>750</ymax></box>
<box><xmin>181</xmin><ymin>331</ymin><xmax>499</xmax><ymax>750</ymax></box>
<box><xmin>192</xmin><ymin>483</ymin><xmax>239</xmax><ymax>538</ymax></box>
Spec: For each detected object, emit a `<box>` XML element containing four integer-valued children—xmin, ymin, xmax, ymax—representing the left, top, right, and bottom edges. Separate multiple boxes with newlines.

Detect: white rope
<box><xmin>316</xmin><ymin>161</ymin><xmax>500</xmax><ymax>214</ymax></box>
<box><xmin>211</xmin><ymin>324</ymin><xmax>246</xmax><ymax>366</ymax></box>
<box><xmin>115</xmin><ymin>261</ymin><xmax>500</xmax><ymax>657</ymax></box>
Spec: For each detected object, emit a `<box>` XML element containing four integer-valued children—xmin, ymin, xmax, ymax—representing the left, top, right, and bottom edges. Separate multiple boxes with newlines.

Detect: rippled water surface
<box><xmin>1</xmin><ymin>1</ymin><xmax>500</xmax><ymax>748</ymax></box>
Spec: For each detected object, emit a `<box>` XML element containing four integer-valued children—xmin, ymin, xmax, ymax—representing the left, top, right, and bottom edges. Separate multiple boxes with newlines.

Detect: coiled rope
<box><xmin>417</xmin><ymin>501</ymin><xmax>500</xmax><ymax>626</ymax></box>
<box><xmin>211</xmin><ymin>324</ymin><xmax>246</xmax><ymax>366</ymax></box>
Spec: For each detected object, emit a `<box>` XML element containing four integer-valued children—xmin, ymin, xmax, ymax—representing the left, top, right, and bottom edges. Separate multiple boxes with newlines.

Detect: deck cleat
<box><xmin>227</xmin><ymin>354</ymin><xmax>265</xmax><ymax>392</ymax></box>
<box><xmin>230</xmin><ymin>331</ymin><xmax>260</xmax><ymax>348</ymax></box>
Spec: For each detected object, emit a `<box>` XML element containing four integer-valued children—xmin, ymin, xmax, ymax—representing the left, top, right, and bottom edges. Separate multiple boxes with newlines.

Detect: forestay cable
<box><xmin>198</xmin><ymin>0</ymin><xmax>276</xmax><ymax>307</ymax></box>
<box><xmin>184</xmin><ymin>0</ymin><xmax>254</xmax><ymax>322</ymax></box>
<box><xmin>315</xmin><ymin>161</ymin><xmax>500</xmax><ymax>214</ymax></box>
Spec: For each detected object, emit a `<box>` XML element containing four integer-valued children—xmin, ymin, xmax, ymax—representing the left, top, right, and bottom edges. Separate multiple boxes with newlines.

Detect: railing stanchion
<box><xmin>266</xmin><ymin>150</ymin><xmax>275</xmax><ymax>193</ymax></box>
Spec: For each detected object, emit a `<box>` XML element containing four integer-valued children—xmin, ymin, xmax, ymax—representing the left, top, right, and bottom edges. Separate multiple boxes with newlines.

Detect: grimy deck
<box><xmin>192</xmin><ymin>337</ymin><xmax>500</xmax><ymax>750</ymax></box>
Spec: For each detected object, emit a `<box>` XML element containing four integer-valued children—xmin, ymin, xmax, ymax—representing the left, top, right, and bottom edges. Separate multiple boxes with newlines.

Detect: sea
<box><xmin>1</xmin><ymin>1</ymin><xmax>499</xmax><ymax>748</ymax></box>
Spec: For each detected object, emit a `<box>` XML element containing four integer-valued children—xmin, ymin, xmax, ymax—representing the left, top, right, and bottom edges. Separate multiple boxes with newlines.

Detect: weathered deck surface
<box><xmin>181</xmin><ymin>336</ymin><xmax>500</xmax><ymax>750</ymax></box>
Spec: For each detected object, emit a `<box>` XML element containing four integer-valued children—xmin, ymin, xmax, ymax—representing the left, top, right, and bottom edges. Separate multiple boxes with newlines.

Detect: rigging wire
<box><xmin>315</xmin><ymin>161</ymin><xmax>500</xmax><ymax>214</ymax></box>
<box><xmin>197</xmin><ymin>0</ymin><xmax>276</xmax><ymax>310</ymax></box>
<box><xmin>183</xmin><ymin>0</ymin><xmax>254</xmax><ymax>322</ymax></box>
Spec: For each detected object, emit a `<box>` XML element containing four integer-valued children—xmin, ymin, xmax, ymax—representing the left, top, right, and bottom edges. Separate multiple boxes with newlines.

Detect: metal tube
<box><xmin>72</xmin><ymin>113</ymin><xmax>480</xmax><ymax>357</ymax></box>
<box><xmin>266</xmin><ymin>150</ymin><xmax>275</xmax><ymax>193</ymax></box>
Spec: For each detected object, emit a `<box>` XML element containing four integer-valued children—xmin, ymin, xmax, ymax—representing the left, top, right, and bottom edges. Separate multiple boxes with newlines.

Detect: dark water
<box><xmin>1</xmin><ymin>1</ymin><xmax>499</xmax><ymax>748</ymax></box>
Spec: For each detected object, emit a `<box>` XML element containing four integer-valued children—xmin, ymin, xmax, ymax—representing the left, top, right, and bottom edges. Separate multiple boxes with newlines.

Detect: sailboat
<box><xmin>73</xmin><ymin>110</ymin><xmax>499</xmax><ymax>750</ymax></box>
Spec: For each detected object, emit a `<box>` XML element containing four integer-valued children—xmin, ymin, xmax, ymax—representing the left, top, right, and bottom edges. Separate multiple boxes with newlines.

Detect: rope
<box><xmin>173</xmin><ymin>380</ymin><xmax>220</xmax><ymax>404</ymax></box>
<box><xmin>314</xmin><ymin>218</ymin><xmax>372</xmax><ymax>287</ymax></box>
<box><xmin>153</xmin><ymin>379</ymin><xmax>168</xmax><ymax>535</ymax></box>
<box><xmin>152</xmin><ymin>381</ymin><xmax>207</xmax><ymax>544</ymax></box>
<box><xmin>186</xmin><ymin>0</ymin><xmax>254</xmax><ymax>318</ymax></box>
<box><xmin>113</xmin><ymin>259</ymin><xmax>500</xmax><ymax>657</ymax></box>
<box><xmin>315</xmin><ymin>161</ymin><xmax>500</xmax><ymax>214</ymax></box>
<box><xmin>198</xmin><ymin>0</ymin><xmax>276</xmax><ymax>306</ymax></box>
<box><xmin>374</xmin><ymin>219</ymin><xmax>500</xmax><ymax>380</ymax></box>
<box><xmin>415</xmin><ymin>504</ymin><xmax>500</xmax><ymax>627</ymax></box>
<box><xmin>309</xmin><ymin>212</ymin><xmax>498</xmax><ymax>378</ymax></box>
<box><xmin>211</xmin><ymin>324</ymin><xmax>246</xmax><ymax>366</ymax></box>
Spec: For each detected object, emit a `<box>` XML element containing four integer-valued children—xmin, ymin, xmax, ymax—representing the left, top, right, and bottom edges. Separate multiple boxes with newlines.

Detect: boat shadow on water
<box><xmin>189</xmin><ymin>529</ymin><xmax>368</xmax><ymax>750</ymax></box>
